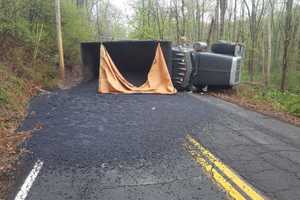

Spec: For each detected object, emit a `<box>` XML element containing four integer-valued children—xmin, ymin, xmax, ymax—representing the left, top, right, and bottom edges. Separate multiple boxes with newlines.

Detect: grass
<box><xmin>0</xmin><ymin>66</ymin><xmax>31</xmax><ymax>126</ymax></box>
<box><xmin>0</xmin><ymin>61</ymin><xmax>57</xmax><ymax>125</ymax></box>
<box><xmin>253</xmin><ymin>88</ymin><xmax>300</xmax><ymax>117</ymax></box>
<box><xmin>234</xmin><ymin>84</ymin><xmax>300</xmax><ymax>117</ymax></box>
<box><xmin>239</xmin><ymin>63</ymin><xmax>300</xmax><ymax>117</ymax></box>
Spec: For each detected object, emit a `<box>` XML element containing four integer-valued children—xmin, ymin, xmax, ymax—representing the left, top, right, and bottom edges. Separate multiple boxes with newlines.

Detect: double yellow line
<box><xmin>185</xmin><ymin>134</ymin><xmax>266</xmax><ymax>200</ymax></box>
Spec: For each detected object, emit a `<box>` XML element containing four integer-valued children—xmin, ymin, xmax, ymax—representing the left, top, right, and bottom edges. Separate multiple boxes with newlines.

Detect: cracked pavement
<box><xmin>11</xmin><ymin>81</ymin><xmax>300</xmax><ymax>200</ymax></box>
<box><xmin>191</xmin><ymin>94</ymin><xmax>300</xmax><ymax>199</ymax></box>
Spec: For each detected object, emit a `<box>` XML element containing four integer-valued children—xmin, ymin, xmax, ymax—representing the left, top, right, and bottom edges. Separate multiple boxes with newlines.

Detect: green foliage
<box><xmin>244</xmin><ymin>86</ymin><xmax>300</xmax><ymax>117</ymax></box>
<box><xmin>0</xmin><ymin>0</ymin><xmax>96</xmax><ymax>122</ymax></box>
<box><xmin>261</xmin><ymin>90</ymin><xmax>300</xmax><ymax>116</ymax></box>
<box><xmin>128</xmin><ymin>0</ymin><xmax>170</xmax><ymax>40</ymax></box>
<box><xmin>61</xmin><ymin>1</ymin><xmax>93</xmax><ymax>64</ymax></box>
<box><xmin>0</xmin><ymin>0</ymin><xmax>94</xmax><ymax>65</ymax></box>
<box><xmin>0</xmin><ymin>0</ymin><xmax>52</xmax><ymax>43</ymax></box>
<box><xmin>0</xmin><ymin>65</ymin><xmax>28</xmax><ymax>112</ymax></box>
<box><xmin>0</xmin><ymin>87</ymin><xmax>8</xmax><ymax>104</ymax></box>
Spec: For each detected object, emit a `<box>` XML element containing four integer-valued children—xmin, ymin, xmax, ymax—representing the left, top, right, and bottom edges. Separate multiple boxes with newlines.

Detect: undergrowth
<box><xmin>0</xmin><ymin>65</ymin><xmax>35</xmax><ymax>126</ymax></box>
<box><xmin>0</xmin><ymin>39</ymin><xmax>57</xmax><ymax>199</ymax></box>
<box><xmin>237</xmin><ymin>84</ymin><xmax>300</xmax><ymax>117</ymax></box>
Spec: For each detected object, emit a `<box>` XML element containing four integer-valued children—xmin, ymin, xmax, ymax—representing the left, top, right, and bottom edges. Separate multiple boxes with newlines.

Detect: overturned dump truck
<box><xmin>80</xmin><ymin>40</ymin><xmax>176</xmax><ymax>94</ymax></box>
<box><xmin>172</xmin><ymin>41</ymin><xmax>244</xmax><ymax>90</ymax></box>
<box><xmin>80</xmin><ymin>40</ymin><xmax>244</xmax><ymax>93</ymax></box>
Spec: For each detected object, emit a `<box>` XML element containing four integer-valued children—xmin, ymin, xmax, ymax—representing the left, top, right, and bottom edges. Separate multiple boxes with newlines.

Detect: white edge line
<box><xmin>14</xmin><ymin>160</ymin><xmax>44</xmax><ymax>200</ymax></box>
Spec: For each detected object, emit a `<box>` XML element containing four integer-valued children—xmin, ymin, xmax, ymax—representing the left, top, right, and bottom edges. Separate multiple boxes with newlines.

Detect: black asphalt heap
<box><xmin>13</xmin><ymin>81</ymin><xmax>300</xmax><ymax>200</ymax></box>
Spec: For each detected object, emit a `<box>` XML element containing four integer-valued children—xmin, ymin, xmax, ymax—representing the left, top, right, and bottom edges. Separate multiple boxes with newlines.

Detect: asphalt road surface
<box><xmin>12</xmin><ymin>81</ymin><xmax>300</xmax><ymax>200</ymax></box>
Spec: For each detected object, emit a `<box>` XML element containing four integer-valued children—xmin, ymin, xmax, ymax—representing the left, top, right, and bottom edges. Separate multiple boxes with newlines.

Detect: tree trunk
<box><xmin>201</xmin><ymin>1</ymin><xmax>205</xmax><ymax>40</ymax></box>
<box><xmin>237</xmin><ymin>1</ymin><xmax>244</xmax><ymax>42</ymax></box>
<box><xmin>248</xmin><ymin>39</ymin><xmax>255</xmax><ymax>82</ymax></box>
<box><xmin>181</xmin><ymin>0</ymin><xmax>186</xmax><ymax>37</ymax></box>
<box><xmin>76</xmin><ymin>0</ymin><xmax>85</xmax><ymax>7</ymax></box>
<box><xmin>233</xmin><ymin>0</ymin><xmax>237</xmax><ymax>41</ymax></box>
<box><xmin>55</xmin><ymin>0</ymin><xmax>65</xmax><ymax>84</ymax></box>
<box><xmin>142</xmin><ymin>0</ymin><xmax>145</xmax><ymax>31</ymax></box>
<box><xmin>227</xmin><ymin>5</ymin><xmax>232</xmax><ymax>40</ymax></box>
<box><xmin>266</xmin><ymin>4</ymin><xmax>272</xmax><ymax>86</ymax></box>
<box><xmin>240</xmin><ymin>0</ymin><xmax>245</xmax><ymax>42</ymax></box>
<box><xmin>147</xmin><ymin>0</ymin><xmax>151</xmax><ymax>27</ymax></box>
<box><xmin>207</xmin><ymin>17</ymin><xmax>215</xmax><ymax>47</ymax></box>
<box><xmin>297</xmin><ymin>39</ymin><xmax>300</xmax><ymax>71</ymax></box>
<box><xmin>155</xmin><ymin>0</ymin><xmax>164</xmax><ymax>40</ymax></box>
<box><xmin>196</xmin><ymin>0</ymin><xmax>201</xmax><ymax>41</ymax></box>
<box><xmin>249</xmin><ymin>0</ymin><xmax>256</xmax><ymax>82</ymax></box>
<box><xmin>214</xmin><ymin>0</ymin><xmax>220</xmax><ymax>41</ymax></box>
<box><xmin>219</xmin><ymin>0</ymin><xmax>227</xmax><ymax>39</ymax></box>
<box><xmin>173</xmin><ymin>0</ymin><xmax>180</xmax><ymax>43</ymax></box>
<box><xmin>262</xmin><ymin>29</ymin><xmax>267</xmax><ymax>86</ymax></box>
<box><xmin>96</xmin><ymin>1</ymin><xmax>101</xmax><ymax>40</ymax></box>
<box><xmin>281</xmin><ymin>0</ymin><xmax>294</xmax><ymax>91</ymax></box>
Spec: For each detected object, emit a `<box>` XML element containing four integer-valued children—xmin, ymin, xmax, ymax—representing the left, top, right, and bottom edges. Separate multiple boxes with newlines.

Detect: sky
<box><xmin>110</xmin><ymin>0</ymin><xmax>129</xmax><ymax>9</ymax></box>
<box><xmin>110</xmin><ymin>0</ymin><xmax>134</xmax><ymax>19</ymax></box>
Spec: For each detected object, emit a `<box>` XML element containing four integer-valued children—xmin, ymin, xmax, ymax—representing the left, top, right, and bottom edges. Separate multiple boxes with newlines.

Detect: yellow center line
<box><xmin>186</xmin><ymin>134</ymin><xmax>266</xmax><ymax>200</ymax></box>
<box><xmin>186</xmin><ymin>144</ymin><xmax>247</xmax><ymax>200</ymax></box>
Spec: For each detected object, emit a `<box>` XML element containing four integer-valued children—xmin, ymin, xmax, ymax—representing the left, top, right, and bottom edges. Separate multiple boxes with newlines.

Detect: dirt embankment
<box><xmin>209</xmin><ymin>85</ymin><xmax>300</xmax><ymax>127</ymax></box>
<box><xmin>0</xmin><ymin>37</ymin><xmax>49</xmax><ymax>199</ymax></box>
<box><xmin>0</xmin><ymin>31</ymin><xmax>87</xmax><ymax>198</ymax></box>
<box><xmin>0</xmin><ymin>67</ymin><xmax>36</xmax><ymax>199</ymax></box>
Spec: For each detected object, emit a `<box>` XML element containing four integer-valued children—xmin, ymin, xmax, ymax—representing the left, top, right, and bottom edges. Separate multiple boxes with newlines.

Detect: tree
<box><xmin>214</xmin><ymin>0</ymin><xmax>220</xmax><ymax>40</ymax></box>
<box><xmin>181</xmin><ymin>0</ymin><xmax>186</xmax><ymax>37</ymax></box>
<box><xmin>243</xmin><ymin>0</ymin><xmax>266</xmax><ymax>81</ymax></box>
<box><xmin>173</xmin><ymin>0</ymin><xmax>181</xmax><ymax>42</ymax></box>
<box><xmin>265</xmin><ymin>0</ymin><xmax>274</xmax><ymax>86</ymax></box>
<box><xmin>196</xmin><ymin>0</ymin><xmax>201</xmax><ymax>40</ymax></box>
<box><xmin>281</xmin><ymin>0</ymin><xmax>294</xmax><ymax>91</ymax></box>
<box><xmin>200</xmin><ymin>0</ymin><xmax>206</xmax><ymax>40</ymax></box>
<box><xmin>55</xmin><ymin>0</ymin><xmax>65</xmax><ymax>84</ymax></box>
<box><xmin>219</xmin><ymin>0</ymin><xmax>228</xmax><ymax>39</ymax></box>
<box><xmin>232</xmin><ymin>0</ymin><xmax>237</xmax><ymax>41</ymax></box>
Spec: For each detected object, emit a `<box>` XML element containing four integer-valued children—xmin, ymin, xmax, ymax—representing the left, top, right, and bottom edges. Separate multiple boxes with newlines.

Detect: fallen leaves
<box><xmin>0</xmin><ymin>128</ymin><xmax>31</xmax><ymax>172</ymax></box>
<box><xmin>210</xmin><ymin>89</ymin><xmax>300</xmax><ymax>127</ymax></box>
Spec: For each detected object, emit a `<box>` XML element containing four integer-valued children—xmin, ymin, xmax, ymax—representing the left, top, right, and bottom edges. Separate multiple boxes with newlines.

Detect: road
<box><xmin>11</xmin><ymin>81</ymin><xmax>300</xmax><ymax>200</ymax></box>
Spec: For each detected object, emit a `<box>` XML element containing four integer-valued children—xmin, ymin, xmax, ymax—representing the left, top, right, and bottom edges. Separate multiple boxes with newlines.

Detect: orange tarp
<box><xmin>98</xmin><ymin>43</ymin><xmax>177</xmax><ymax>94</ymax></box>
